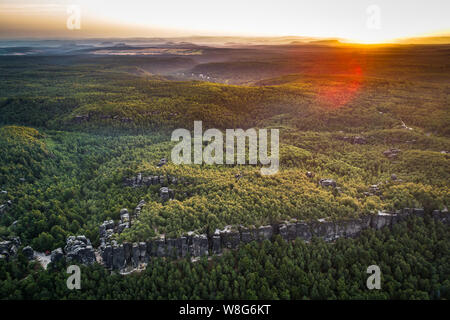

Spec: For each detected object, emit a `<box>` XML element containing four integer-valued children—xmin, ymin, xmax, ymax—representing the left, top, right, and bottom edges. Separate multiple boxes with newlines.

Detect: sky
<box><xmin>0</xmin><ymin>0</ymin><xmax>449</xmax><ymax>43</ymax></box>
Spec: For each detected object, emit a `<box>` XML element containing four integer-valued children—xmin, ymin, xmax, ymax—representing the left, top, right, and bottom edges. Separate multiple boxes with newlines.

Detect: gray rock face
<box><xmin>166</xmin><ymin>239</ymin><xmax>176</xmax><ymax>257</ymax></box>
<box><xmin>306</xmin><ymin>171</ymin><xmax>314</xmax><ymax>178</ymax></box>
<box><xmin>146</xmin><ymin>241</ymin><xmax>153</xmax><ymax>257</ymax></box>
<box><xmin>412</xmin><ymin>208</ymin><xmax>425</xmax><ymax>218</ymax></box>
<box><xmin>120</xmin><ymin>209</ymin><xmax>130</xmax><ymax>224</ymax></box>
<box><xmin>286</xmin><ymin>223</ymin><xmax>297</xmax><ymax>240</ymax></box>
<box><xmin>179</xmin><ymin>237</ymin><xmax>189</xmax><ymax>257</ymax></box>
<box><xmin>383</xmin><ymin>148</ymin><xmax>401</xmax><ymax>159</ymax></box>
<box><xmin>0</xmin><ymin>238</ymin><xmax>20</xmax><ymax>260</ymax></box>
<box><xmin>139</xmin><ymin>242</ymin><xmax>147</xmax><ymax>262</ymax></box>
<box><xmin>50</xmin><ymin>248</ymin><xmax>64</xmax><ymax>264</ymax></box>
<box><xmin>94</xmin><ymin>197</ymin><xmax>450</xmax><ymax>273</ymax></box>
<box><xmin>101</xmin><ymin>245</ymin><xmax>113</xmax><ymax>269</ymax></box>
<box><xmin>220</xmin><ymin>228</ymin><xmax>240</xmax><ymax>249</ymax></box>
<box><xmin>0</xmin><ymin>241</ymin><xmax>11</xmax><ymax>257</ymax></box>
<box><xmin>311</xmin><ymin>219</ymin><xmax>336</xmax><ymax>241</ymax></box>
<box><xmin>392</xmin><ymin>211</ymin><xmax>409</xmax><ymax>224</ymax></box>
<box><xmin>240</xmin><ymin>228</ymin><xmax>257</xmax><ymax>244</ymax></box>
<box><xmin>319</xmin><ymin>179</ymin><xmax>337</xmax><ymax>188</ymax></box>
<box><xmin>123</xmin><ymin>242</ymin><xmax>132</xmax><ymax>264</ymax></box>
<box><xmin>155</xmin><ymin>239</ymin><xmax>166</xmax><ymax>257</ymax></box>
<box><xmin>211</xmin><ymin>235</ymin><xmax>222</xmax><ymax>254</ymax></box>
<box><xmin>157</xmin><ymin>158</ymin><xmax>167</xmax><ymax>167</ymax></box>
<box><xmin>278</xmin><ymin>224</ymin><xmax>288</xmax><ymax>241</ymax></box>
<box><xmin>117</xmin><ymin>222</ymin><xmax>129</xmax><ymax>234</ymax></box>
<box><xmin>191</xmin><ymin>235</ymin><xmax>208</xmax><ymax>257</ymax></box>
<box><xmin>371</xmin><ymin>213</ymin><xmax>393</xmax><ymax>230</ymax></box>
<box><xmin>99</xmin><ymin>220</ymin><xmax>115</xmax><ymax>238</ymax></box>
<box><xmin>134</xmin><ymin>200</ymin><xmax>146</xmax><ymax>218</ymax></box>
<box><xmin>257</xmin><ymin>225</ymin><xmax>273</xmax><ymax>241</ymax></box>
<box><xmin>112</xmin><ymin>245</ymin><xmax>126</xmax><ymax>270</ymax></box>
<box><xmin>335</xmin><ymin>216</ymin><xmax>371</xmax><ymax>238</ymax></box>
<box><xmin>131</xmin><ymin>243</ymin><xmax>140</xmax><ymax>267</ymax></box>
<box><xmin>353</xmin><ymin>136</ymin><xmax>367</xmax><ymax>144</ymax></box>
<box><xmin>160</xmin><ymin>187</ymin><xmax>170</xmax><ymax>202</ymax></box>
<box><xmin>432</xmin><ymin>210</ymin><xmax>450</xmax><ymax>224</ymax></box>
<box><xmin>22</xmin><ymin>246</ymin><xmax>34</xmax><ymax>260</ymax></box>
<box><xmin>64</xmin><ymin>236</ymin><xmax>96</xmax><ymax>265</ymax></box>
<box><xmin>296</xmin><ymin>222</ymin><xmax>312</xmax><ymax>242</ymax></box>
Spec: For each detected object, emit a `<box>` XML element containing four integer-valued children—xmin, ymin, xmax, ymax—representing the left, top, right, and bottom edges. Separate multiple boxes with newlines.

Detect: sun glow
<box><xmin>0</xmin><ymin>0</ymin><xmax>449</xmax><ymax>43</ymax></box>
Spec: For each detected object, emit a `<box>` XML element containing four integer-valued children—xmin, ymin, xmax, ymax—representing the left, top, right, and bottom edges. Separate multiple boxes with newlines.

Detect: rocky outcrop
<box><xmin>0</xmin><ymin>200</ymin><xmax>12</xmax><ymax>215</ymax></box>
<box><xmin>50</xmin><ymin>248</ymin><xmax>64</xmax><ymax>264</ymax></box>
<box><xmin>160</xmin><ymin>187</ymin><xmax>174</xmax><ymax>202</ymax></box>
<box><xmin>0</xmin><ymin>237</ymin><xmax>20</xmax><ymax>261</ymax></box>
<box><xmin>123</xmin><ymin>173</ymin><xmax>184</xmax><ymax>188</ymax></box>
<box><xmin>95</xmin><ymin>206</ymin><xmax>449</xmax><ymax>272</ymax></box>
<box><xmin>383</xmin><ymin>148</ymin><xmax>401</xmax><ymax>159</ymax></box>
<box><xmin>338</xmin><ymin>136</ymin><xmax>367</xmax><ymax>145</ymax></box>
<box><xmin>319</xmin><ymin>179</ymin><xmax>337</xmax><ymax>188</ymax></box>
<box><xmin>64</xmin><ymin>236</ymin><xmax>96</xmax><ymax>265</ymax></box>
<box><xmin>218</xmin><ymin>226</ymin><xmax>240</xmax><ymax>249</ymax></box>
<box><xmin>22</xmin><ymin>246</ymin><xmax>34</xmax><ymax>260</ymax></box>
<box><xmin>157</xmin><ymin>158</ymin><xmax>167</xmax><ymax>167</ymax></box>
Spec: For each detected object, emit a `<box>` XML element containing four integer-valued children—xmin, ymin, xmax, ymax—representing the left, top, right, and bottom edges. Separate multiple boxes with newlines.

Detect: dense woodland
<box><xmin>0</xmin><ymin>44</ymin><xmax>449</xmax><ymax>299</ymax></box>
<box><xmin>1</xmin><ymin>217</ymin><xmax>448</xmax><ymax>299</ymax></box>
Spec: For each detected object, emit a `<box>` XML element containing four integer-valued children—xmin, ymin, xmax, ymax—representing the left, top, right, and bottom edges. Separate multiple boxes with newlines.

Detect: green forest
<box><xmin>0</xmin><ymin>49</ymin><xmax>449</xmax><ymax>300</ymax></box>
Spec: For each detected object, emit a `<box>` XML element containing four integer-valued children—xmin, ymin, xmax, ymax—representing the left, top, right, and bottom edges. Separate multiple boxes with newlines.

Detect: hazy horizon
<box><xmin>1</xmin><ymin>0</ymin><xmax>449</xmax><ymax>44</ymax></box>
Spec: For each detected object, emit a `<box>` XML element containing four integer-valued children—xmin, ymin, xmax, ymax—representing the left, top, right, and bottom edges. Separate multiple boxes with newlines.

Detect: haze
<box><xmin>0</xmin><ymin>0</ymin><xmax>449</xmax><ymax>43</ymax></box>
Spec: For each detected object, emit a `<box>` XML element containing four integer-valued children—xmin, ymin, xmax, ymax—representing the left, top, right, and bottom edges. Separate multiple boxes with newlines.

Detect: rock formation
<box><xmin>92</xmin><ymin>203</ymin><xmax>449</xmax><ymax>272</ymax></box>
<box><xmin>64</xmin><ymin>236</ymin><xmax>96</xmax><ymax>265</ymax></box>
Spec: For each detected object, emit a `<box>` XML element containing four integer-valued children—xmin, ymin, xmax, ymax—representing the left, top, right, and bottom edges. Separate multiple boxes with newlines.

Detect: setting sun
<box><xmin>0</xmin><ymin>0</ymin><xmax>449</xmax><ymax>43</ymax></box>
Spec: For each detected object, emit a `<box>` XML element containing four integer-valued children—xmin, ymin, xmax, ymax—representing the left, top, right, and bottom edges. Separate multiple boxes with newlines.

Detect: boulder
<box><xmin>353</xmin><ymin>136</ymin><xmax>367</xmax><ymax>144</ymax></box>
<box><xmin>120</xmin><ymin>210</ymin><xmax>130</xmax><ymax>223</ymax></box>
<box><xmin>22</xmin><ymin>246</ymin><xmax>34</xmax><ymax>260</ymax></box>
<box><xmin>319</xmin><ymin>179</ymin><xmax>337</xmax><ymax>188</ymax></box>
<box><xmin>117</xmin><ymin>222</ymin><xmax>129</xmax><ymax>234</ymax></box>
<box><xmin>99</xmin><ymin>220</ymin><xmax>115</xmax><ymax>238</ymax></box>
<box><xmin>160</xmin><ymin>187</ymin><xmax>170</xmax><ymax>202</ymax></box>
<box><xmin>50</xmin><ymin>248</ymin><xmax>64</xmax><ymax>264</ymax></box>
<box><xmin>64</xmin><ymin>236</ymin><xmax>96</xmax><ymax>265</ymax></box>
<box><xmin>157</xmin><ymin>158</ymin><xmax>167</xmax><ymax>167</ymax></box>
<box><xmin>383</xmin><ymin>148</ymin><xmax>401</xmax><ymax>159</ymax></box>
